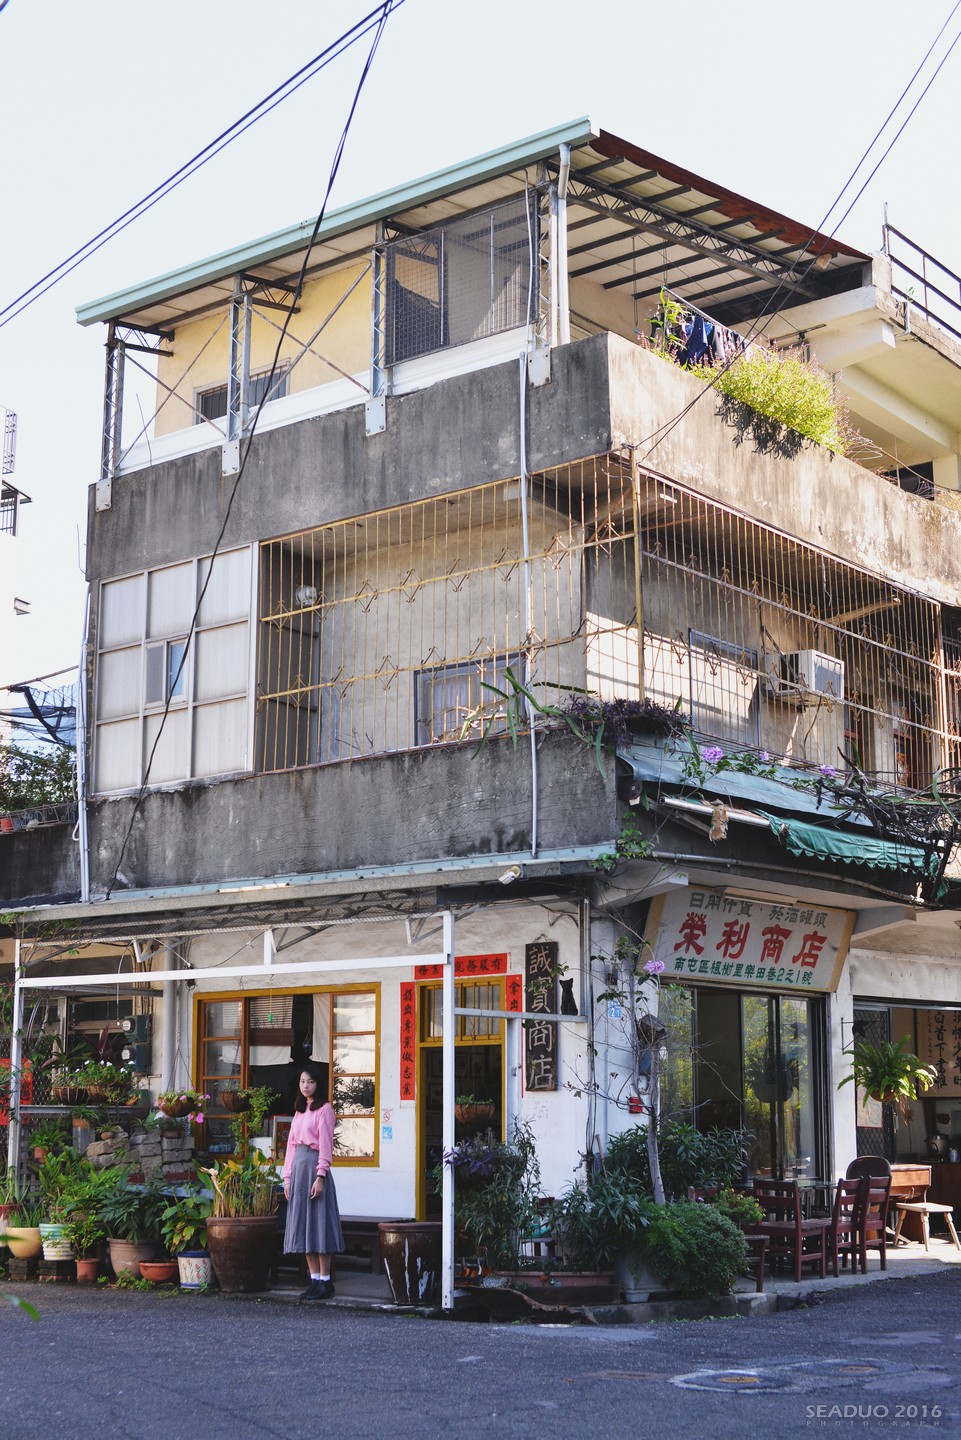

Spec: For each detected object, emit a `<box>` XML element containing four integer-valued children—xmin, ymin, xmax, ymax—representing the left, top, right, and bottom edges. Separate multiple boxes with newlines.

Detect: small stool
<box><xmin>742</xmin><ymin>1233</ymin><xmax>768</xmax><ymax>1293</ymax></box>
<box><xmin>893</xmin><ymin>1201</ymin><xmax>961</xmax><ymax>1252</ymax></box>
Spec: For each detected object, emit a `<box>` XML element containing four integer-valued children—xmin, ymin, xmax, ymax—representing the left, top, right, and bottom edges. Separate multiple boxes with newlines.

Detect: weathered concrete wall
<box><xmin>606</xmin><ymin>332</ymin><xmax>961</xmax><ymax>606</ymax></box>
<box><xmin>0</xmin><ymin>825</ymin><xmax>80</xmax><ymax>907</ymax></box>
<box><xmin>86</xmin><ymin>335</ymin><xmax>615</xmax><ymax>582</ymax></box>
<box><xmin>87</xmin><ymin>732</ymin><xmax>616</xmax><ymax>892</ymax></box>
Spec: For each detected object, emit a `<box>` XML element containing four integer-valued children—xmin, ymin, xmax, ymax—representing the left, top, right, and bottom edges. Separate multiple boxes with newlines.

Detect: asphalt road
<box><xmin>1</xmin><ymin>1272</ymin><xmax>957</xmax><ymax>1440</ymax></box>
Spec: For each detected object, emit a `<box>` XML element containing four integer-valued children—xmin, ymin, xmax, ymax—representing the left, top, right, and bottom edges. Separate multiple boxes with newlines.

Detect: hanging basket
<box><xmin>52</xmin><ymin>1085</ymin><xmax>86</xmax><ymax>1106</ymax></box>
<box><xmin>219</xmin><ymin>1091</ymin><xmax>251</xmax><ymax>1113</ymax></box>
<box><xmin>158</xmin><ymin>1098</ymin><xmax>193</xmax><ymax>1119</ymax></box>
<box><xmin>454</xmin><ymin>1102</ymin><xmax>495</xmax><ymax>1128</ymax></box>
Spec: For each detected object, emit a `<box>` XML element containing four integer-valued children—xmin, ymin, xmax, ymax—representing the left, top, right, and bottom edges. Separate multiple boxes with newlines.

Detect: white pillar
<box><xmin>441</xmin><ymin>910</ymin><xmax>456</xmax><ymax>1310</ymax></box>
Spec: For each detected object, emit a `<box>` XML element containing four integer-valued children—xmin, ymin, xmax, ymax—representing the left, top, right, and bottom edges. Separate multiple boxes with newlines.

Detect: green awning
<box><xmin>761</xmin><ymin>813</ymin><xmax>936</xmax><ymax>874</ymax></box>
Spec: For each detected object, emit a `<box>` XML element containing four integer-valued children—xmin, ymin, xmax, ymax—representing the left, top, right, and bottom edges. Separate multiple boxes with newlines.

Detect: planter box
<box><xmin>479</xmin><ymin>1270</ymin><xmax>618</xmax><ymax>1306</ymax></box>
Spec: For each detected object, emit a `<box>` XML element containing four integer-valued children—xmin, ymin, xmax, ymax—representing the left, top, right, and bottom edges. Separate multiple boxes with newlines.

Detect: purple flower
<box><xmin>760</xmin><ymin>752</ymin><xmax>770</xmax><ymax>763</ymax></box>
<box><xmin>820</xmin><ymin>764</ymin><xmax>838</xmax><ymax>778</ymax></box>
<box><xmin>644</xmin><ymin>959</ymin><xmax>665</xmax><ymax>974</ymax></box>
<box><xmin>702</xmin><ymin>746</ymin><xmax>725</xmax><ymax>764</ymax></box>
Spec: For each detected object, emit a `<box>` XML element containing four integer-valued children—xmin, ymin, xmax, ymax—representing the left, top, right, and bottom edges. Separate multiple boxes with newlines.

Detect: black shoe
<box><xmin>313</xmin><ymin>1279</ymin><xmax>335</xmax><ymax>1300</ymax></box>
<box><xmin>298</xmin><ymin>1279</ymin><xmax>321</xmax><ymax>1300</ymax></box>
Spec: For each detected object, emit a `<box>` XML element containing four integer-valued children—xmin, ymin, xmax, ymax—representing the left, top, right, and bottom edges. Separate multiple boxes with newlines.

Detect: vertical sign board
<box><xmin>399</xmin><ymin>982</ymin><xmax>417</xmax><ymax>1101</ymax></box>
<box><xmin>524</xmin><ymin>941</ymin><xmax>558</xmax><ymax>1091</ymax></box>
<box><xmin>918</xmin><ymin>1009</ymin><xmax>961</xmax><ymax>1099</ymax></box>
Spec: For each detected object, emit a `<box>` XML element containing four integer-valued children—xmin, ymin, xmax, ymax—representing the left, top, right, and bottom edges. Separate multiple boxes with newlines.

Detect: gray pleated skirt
<box><xmin>283</xmin><ymin>1145</ymin><xmax>344</xmax><ymax>1255</ymax></box>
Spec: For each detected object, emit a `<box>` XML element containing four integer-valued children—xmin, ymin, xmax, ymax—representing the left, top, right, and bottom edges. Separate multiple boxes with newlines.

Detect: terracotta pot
<box><xmin>870</xmin><ymin>1090</ymin><xmax>899</xmax><ymax>1106</ymax></box>
<box><xmin>0</xmin><ymin>817</ymin><xmax>14</xmax><ymax>833</ymax></box>
<box><xmin>454</xmin><ymin>1103</ymin><xmax>495</xmax><ymax>1128</ymax></box>
<box><xmin>219</xmin><ymin>1091</ymin><xmax>250</xmax><ymax>1113</ymax></box>
<box><xmin>139</xmin><ymin>1260</ymin><xmax>179</xmax><ymax>1284</ymax></box>
<box><xmin>378</xmin><ymin>1221</ymin><xmax>442</xmax><ymax>1305</ymax></box>
<box><xmin>108</xmin><ymin>1238</ymin><xmax>157</xmax><ymax>1279</ymax></box>
<box><xmin>206</xmin><ymin>1216</ymin><xmax>276</xmax><ymax>1293</ymax></box>
<box><xmin>76</xmin><ymin>1257</ymin><xmax>101</xmax><ymax>1283</ymax></box>
<box><xmin>4</xmin><ymin>1226</ymin><xmax>42</xmax><ymax>1259</ymax></box>
<box><xmin>177</xmin><ymin>1251</ymin><xmax>213</xmax><ymax>1289</ymax></box>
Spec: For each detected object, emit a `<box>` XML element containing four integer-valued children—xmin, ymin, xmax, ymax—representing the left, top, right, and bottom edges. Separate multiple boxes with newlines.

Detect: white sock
<box><xmin>309</xmin><ymin>1271</ymin><xmax>321</xmax><ymax>1281</ymax></box>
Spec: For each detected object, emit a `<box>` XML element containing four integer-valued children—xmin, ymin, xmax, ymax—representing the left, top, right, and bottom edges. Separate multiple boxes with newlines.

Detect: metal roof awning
<box><xmin>76</xmin><ymin>117</ymin><xmax>868</xmax><ymax>335</ymax></box>
<box><xmin>761</xmin><ymin>812</ymin><xmax>936</xmax><ymax>875</ymax></box>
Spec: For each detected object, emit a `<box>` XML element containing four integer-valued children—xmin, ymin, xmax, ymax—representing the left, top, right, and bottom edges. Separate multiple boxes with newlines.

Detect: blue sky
<box><xmin>1</xmin><ymin>0</ymin><xmax>959</xmax><ymax>684</ymax></box>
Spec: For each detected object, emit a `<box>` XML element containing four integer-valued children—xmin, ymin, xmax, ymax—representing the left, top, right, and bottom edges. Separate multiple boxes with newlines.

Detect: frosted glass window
<box><xmin>144</xmin><ymin>709</ymin><xmax>189</xmax><ymax>783</ymax></box>
<box><xmin>98</xmin><ymin>647</ymin><xmax>141</xmax><ymax>720</ymax></box>
<box><xmin>193</xmin><ymin>700</ymin><xmax>247</xmax><ymax>777</ymax></box>
<box><xmin>198</xmin><ymin>548</ymin><xmax>251</xmax><ymax>627</ymax></box>
<box><xmin>100</xmin><ymin>575</ymin><xmax>144</xmax><ymax>648</ymax></box>
<box><xmin>334</xmin><ymin>1117</ymin><xmax>375</xmax><ymax>1159</ymax></box>
<box><xmin>148</xmin><ymin>563</ymin><xmax>194</xmax><ymax>639</ymax></box>
<box><xmin>95</xmin><ymin>719</ymin><xmax>140</xmax><ymax>792</ymax></box>
<box><xmin>333</xmin><ymin>993</ymin><xmax>376</xmax><ymax>1033</ymax></box>
<box><xmin>195</xmin><ymin>624</ymin><xmax>249</xmax><ymax>701</ymax></box>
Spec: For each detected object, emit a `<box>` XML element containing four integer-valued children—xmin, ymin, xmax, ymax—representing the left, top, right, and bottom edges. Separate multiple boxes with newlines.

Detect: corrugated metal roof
<box><xmin>77</xmin><ymin>116</ymin><xmax>869</xmax><ymax>333</ymax></box>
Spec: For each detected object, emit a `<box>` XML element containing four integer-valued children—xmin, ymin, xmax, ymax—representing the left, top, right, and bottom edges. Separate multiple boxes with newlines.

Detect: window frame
<box><xmin>194</xmin><ymin>366</ymin><xmax>290</xmax><ymax>426</ymax></box>
<box><xmin>414</xmin><ymin>652</ymin><xmax>523</xmax><ymax>747</ymax></box>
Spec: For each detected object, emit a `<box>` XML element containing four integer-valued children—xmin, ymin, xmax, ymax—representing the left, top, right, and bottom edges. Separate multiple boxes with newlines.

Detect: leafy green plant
<box><xmin>702</xmin><ymin>346</ymin><xmax>853</xmax><ymax>456</ymax></box>
<box><xmin>202</xmin><ymin>1149</ymin><xmax>278</xmax><ymax>1219</ymax></box>
<box><xmin>640</xmin><ymin>1200</ymin><xmax>747</xmax><ymax>1298</ymax></box>
<box><xmin>437</xmin><ymin>1121</ymin><xmax>541</xmax><ymax>1271</ymax></box>
<box><xmin>64</xmin><ymin>1209</ymin><xmax>106</xmax><ymax>1259</ymax></box>
<box><xmin>606</xmin><ymin>1120</ymin><xmax>750</xmax><ymax>1200</ymax></box>
<box><xmin>714</xmin><ymin>1187</ymin><xmax>763</xmax><ymax>1231</ymax></box>
<box><xmin>97</xmin><ymin>1170</ymin><xmax>167</xmax><ymax>1242</ymax></box>
<box><xmin>28</xmin><ymin>1117</ymin><xmax>71</xmax><ymax>1156</ymax></box>
<box><xmin>0</xmin><ymin>741</ymin><xmax>76</xmax><ymax>813</ymax></box>
<box><xmin>838</xmin><ymin>1035</ymin><xmax>937</xmax><ymax>1106</ymax></box>
<box><xmin>155</xmin><ymin>1088</ymin><xmax>208</xmax><ymax>1121</ymax></box>
<box><xmin>160</xmin><ymin>1184</ymin><xmax>213</xmax><ymax>1254</ymax></box>
<box><xmin>550</xmin><ymin>1170</ymin><xmax>650</xmax><ymax>1271</ymax></box>
<box><xmin>226</xmin><ymin>1086</ymin><xmax>277</xmax><ymax>1153</ymax></box>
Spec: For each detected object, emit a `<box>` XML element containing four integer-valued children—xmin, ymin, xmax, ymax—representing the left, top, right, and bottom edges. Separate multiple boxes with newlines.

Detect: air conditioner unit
<box><xmin>765</xmin><ymin>650</ymin><xmax>844</xmax><ymax>703</ymax></box>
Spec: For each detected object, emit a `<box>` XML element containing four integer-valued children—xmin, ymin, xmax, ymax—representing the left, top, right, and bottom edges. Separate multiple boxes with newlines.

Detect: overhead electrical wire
<box><xmin>639</xmin><ymin>0</ymin><xmax>961</xmax><ymax>461</ymax></box>
<box><xmin>104</xmin><ymin>0</ymin><xmax>398</xmax><ymax>900</ymax></box>
<box><xmin>0</xmin><ymin>1</ymin><xmax>407</xmax><ymax>332</ymax></box>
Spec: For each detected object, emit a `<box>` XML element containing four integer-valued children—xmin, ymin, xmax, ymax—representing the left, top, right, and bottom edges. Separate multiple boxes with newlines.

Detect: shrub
<box><xmin>606</xmin><ymin>1120</ymin><xmax>750</xmax><ymax>1199</ymax></box>
<box><xmin>701</xmin><ymin>346</ymin><xmax>851</xmax><ymax>455</ymax></box>
<box><xmin>550</xmin><ymin>1170</ymin><xmax>650</xmax><ymax>1271</ymax></box>
<box><xmin>642</xmin><ymin>1201</ymin><xmax>747</xmax><ymax>1298</ymax></box>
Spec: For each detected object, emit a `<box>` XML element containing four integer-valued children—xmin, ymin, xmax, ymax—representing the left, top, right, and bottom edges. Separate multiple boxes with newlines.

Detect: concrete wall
<box><xmin>0</xmin><ymin>823</ymin><xmax>79</xmax><ymax>907</ymax></box>
<box><xmin>87</xmin><ymin>730</ymin><xmax>616</xmax><ymax>893</ymax></box>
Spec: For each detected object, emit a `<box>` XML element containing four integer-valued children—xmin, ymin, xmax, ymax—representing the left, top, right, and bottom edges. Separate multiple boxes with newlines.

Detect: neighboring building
<box><xmin>1</xmin><ymin>405</ymin><xmax>31</xmax><ymax>708</ymax></box>
<box><xmin>5</xmin><ymin>119</ymin><xmax>961</xmax><ymax>1263</ymax></box>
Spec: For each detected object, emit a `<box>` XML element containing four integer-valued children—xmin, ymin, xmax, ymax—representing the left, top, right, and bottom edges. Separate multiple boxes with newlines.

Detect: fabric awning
<box><xmin>761</xmin><ymin>813</ymin><xmax>936</xmax><ymax>875</ymax></box>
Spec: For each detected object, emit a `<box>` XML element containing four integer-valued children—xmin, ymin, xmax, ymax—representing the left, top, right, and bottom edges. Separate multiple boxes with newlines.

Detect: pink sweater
<box><xmin>282</xmin><ymin>1103</ymin><xmax>335</xmax><ymax>1181</ymax></box>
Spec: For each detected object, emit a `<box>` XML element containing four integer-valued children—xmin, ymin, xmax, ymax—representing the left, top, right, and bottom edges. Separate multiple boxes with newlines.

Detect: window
<box><xmin>385</xmin><ymin>197</ymin><xmax>532</xmax><ymax>365</ymax></box>
<box><xmin>94</xmin><ymin>547</ymin><xmax>252</xmax><ymax>792</ymax></box>
<box><xmin>195</xmin><ymin>368</ymin><xmax>289</xmax><ymax>425</ymax></box>
<box><xmin>415</xmin><ymin>654</ymin><xmax>520</xmax><ymax>745</ymax></box>
<box><xmin>197</xmin><ymin>988</ymin><xmax>378</xmax><ymax>1163</ymax></box>
<box><xmin>688</xmin><ymin>630</ymin><xmax>760</xmax><ymax>748</ymax></box>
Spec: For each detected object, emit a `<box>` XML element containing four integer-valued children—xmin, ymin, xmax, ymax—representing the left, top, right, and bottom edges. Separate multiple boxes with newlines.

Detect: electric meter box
<box><xmin>121</xmin><ymin>1015</ymin><xmax>151</xmax><ymax>1042</ymax></box>
<box><xmin>121</xmin><ymin>1041</ymin><xmax>151</xmax><ymax>1071</ymax></box>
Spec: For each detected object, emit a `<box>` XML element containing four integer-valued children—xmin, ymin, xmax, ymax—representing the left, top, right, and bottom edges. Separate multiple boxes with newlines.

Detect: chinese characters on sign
<box><xmin>414</xmin><ymin>954</ymin><xmax>508</xmax><ymax>980</ymax></box>
<box><xmin>919</xmin><ymin>1009</ymin><xmax>961</xmax><ymax>1098</ymax></box>
<box><xmin>399</xmin><ymin>982</ymin><xmax>417</xmax><ymax>1101</ymax></box>
<box><xmin>524</xmin><ymin>941</ymin><xmax>558</xmax><ymax>1091</ymax></box>
<box><xmin>649</xmin><ymin>889</ymin><xmax>850</xmax><ymax>993</ymax></box>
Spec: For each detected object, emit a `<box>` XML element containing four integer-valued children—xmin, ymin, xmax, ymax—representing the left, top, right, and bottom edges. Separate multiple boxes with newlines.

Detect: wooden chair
<box><xmin>753</xmin><ymin>1179</ymin><xmax>830</xmax><ymax>1283</ymax></box>
<box><xmin>859</xmin><ymin>1174</ymin><xmax>892</xmax><ymax>1272</ymax></box>
<box><xmin>828</xmin><ymin>1176</ymin><xmax>867</xmax><ymax>1277</ymax></box>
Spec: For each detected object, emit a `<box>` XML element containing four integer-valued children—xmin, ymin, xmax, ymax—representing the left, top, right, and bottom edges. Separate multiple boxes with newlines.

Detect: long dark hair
<box><xmin>293</xmin><ymin>1060</ymin><xmax>328</xmax><ymax>1113</ymax></box>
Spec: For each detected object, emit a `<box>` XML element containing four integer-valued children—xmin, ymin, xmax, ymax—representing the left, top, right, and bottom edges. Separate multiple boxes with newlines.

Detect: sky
<box><xmin>1</xmin><ymin>0</ymin><xmax>960</xmax><ymax>691</ymax></box>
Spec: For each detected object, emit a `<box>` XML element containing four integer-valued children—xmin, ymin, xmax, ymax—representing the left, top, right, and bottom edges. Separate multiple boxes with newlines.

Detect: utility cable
<box><xmin>104</xmin><ymin>1</ymin><xmax>398</xmax><ymax>899</ymax></box>
<box><xmin>0</xmin><ymin>1</ymin><xmax>406</xmax><ymax>331</ymax></box>
<box><xmin>638</xmin><ymin>3</ymin><xmax>961</xmax><ymax>460</ymax></box>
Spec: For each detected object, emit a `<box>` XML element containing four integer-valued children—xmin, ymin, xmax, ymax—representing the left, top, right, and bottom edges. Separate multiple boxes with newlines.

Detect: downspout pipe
<box><xmin>519</xmin><ymin>354</ymin><xmax>538</xmax><ymax>858</ymax></box>
<box><xmin>76</xmin><ymin>587</ymin><xmax>91</xmax><ymax>904</ymax></box>
<box><xmin>556</xmin><ymin>143</ymin><xmax>571</xmax><ymax>346</ymax></box>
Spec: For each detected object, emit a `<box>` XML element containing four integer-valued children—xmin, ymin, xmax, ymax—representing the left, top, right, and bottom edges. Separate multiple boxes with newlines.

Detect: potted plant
<box><xmin>160</xmin><ymin>1183</ymin><xmax>214</xmax><ymax>1289</ymax></box>
<box><xmin>97</xmin><ymin>1168</ymin><xmax>167</xmax><ymax>1278</ymax></box>
<box><xmin>155</xmin><ymin>1087</ymin><xmax>208</xmax><ymax>1120</ymax></box>
<box><xmin>28</xmin><ymin>1116</ymin><xmax>70</xmax><ymax>1162</ymax></box>
<box><xmin>201</xmin><ymin>1149</ymin><xmax>279</xmax><ymax>1292</ymax></box>
<box><xmin>436</xmin><ymin>1121</ymin><xmax>541</xmax><ymax>1279</ymax></box>
<box><xmin>627</xmin><ymin>1200</ymin><xmax>748</xmax><ymax>1301</ymax></box>
<box><xmin>3</xmin><ymin>1194</ymin><xmax>45</xmax><ymax>1259</ymax></box>
<box><xmin>454</xmin><ymin>1095</ymin><xmax>496</xmax><ymax>1129</ymax></box>
<box><xmin>838</xmin><ymin>1036</ymin><xmax>938</xmax><ymax>1107</ymax></box>
<box><xmin>224</xmin><ymin>1086</ymin><xmax>276</xmax><ymax>1151</ymax></box>
<box><xmin>65</xmin><ymin>1210</ymin><xmax>106</xmax><ymax>1282</ymax></box>
<box><xmin>218</xmin><ymin>1081</ymin><xmax>250</xmax><ymax>1114</ymax></box>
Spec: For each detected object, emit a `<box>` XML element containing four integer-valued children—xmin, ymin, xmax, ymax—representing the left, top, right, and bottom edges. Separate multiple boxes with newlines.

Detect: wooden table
<box><xmin>889</xmin><ymin>1163</ymin><xmax>932</xmax><ymax>1244</ymax></box>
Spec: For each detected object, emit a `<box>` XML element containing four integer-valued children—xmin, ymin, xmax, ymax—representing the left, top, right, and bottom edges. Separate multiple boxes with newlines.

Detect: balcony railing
<box><xmin>884</xmin><ymin>221</ymin><xmax>961</xmax><ymax>347</ymax></box>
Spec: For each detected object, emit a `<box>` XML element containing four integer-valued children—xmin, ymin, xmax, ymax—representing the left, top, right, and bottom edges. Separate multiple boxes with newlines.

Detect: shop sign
<box><xmin>918</xmin><ymin>1009</ymin><xmax>961</xmax><ymax>1098</ymax></box>
<box><xmin>646</xmin><ymin>888</ymin><xmax>852</xmax><ymax>993</ymax></box>
<box><xmin>524</xmin><ymin>941</ymin><xmax>558</xmax><ymax>1091</ymax></box>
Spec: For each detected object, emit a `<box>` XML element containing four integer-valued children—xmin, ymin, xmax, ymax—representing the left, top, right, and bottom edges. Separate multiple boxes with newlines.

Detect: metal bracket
<box><xmin>222</xmin><ymin>438</ymin><xmax>241</xmax><ymax>476</ymax></box>
<box><xmin>365</xmin><ymin>395</ymin><xmax>386</xmax><ymax>435</ymax></box>
<box><xmin>95</xmin><ymin>476</ymin><xmax>112</xmax><ymax>511</ymax></box>
<box><xmin>528</xmin><ymin>345</ymin><xmax>551</xmax><ymax>387</ymax></box>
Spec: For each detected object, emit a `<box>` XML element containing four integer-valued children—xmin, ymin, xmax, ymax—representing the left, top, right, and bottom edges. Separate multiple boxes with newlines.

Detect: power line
<box><xmin>0</xmin><ymin>1</ymin><xmax>406</xmax><ymax>332</ymax></box>
<box><xmin>104</xmin><ymin>1</ymin><xmax>398</xmax><ymax>900</ymax></box>
<box><xmin>639</xmin><ymin>4</ymin><xmax>961</xmax><ymax>460</ymax></box>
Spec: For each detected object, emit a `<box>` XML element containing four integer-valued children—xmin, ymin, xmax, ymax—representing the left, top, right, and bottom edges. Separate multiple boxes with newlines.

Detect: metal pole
<box><xmin>441</xmin><ymin>910</ymin><xmax>455</xmax><ymax>1311</ymax></box>
<box><xmin>8</xmin><ymin>940</ymin><xmax>24</xmax><ymax>1178</ymax></box>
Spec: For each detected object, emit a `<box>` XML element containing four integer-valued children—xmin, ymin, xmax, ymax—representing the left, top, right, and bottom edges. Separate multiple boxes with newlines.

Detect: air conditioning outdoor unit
<box><xmin>765</xmin><ymin>650</ymin><xmax>844</xmax><ymax>703</ymax></box>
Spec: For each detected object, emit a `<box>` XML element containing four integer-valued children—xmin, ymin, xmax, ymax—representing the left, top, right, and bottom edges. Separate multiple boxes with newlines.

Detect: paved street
<box><xmin>1</xmin><ymin>1270</ymin><xmax>958</xmax><ymax>1440</ymax></box>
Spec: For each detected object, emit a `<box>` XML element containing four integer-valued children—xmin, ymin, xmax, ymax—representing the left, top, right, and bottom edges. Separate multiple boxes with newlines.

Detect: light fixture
<box><xmin>498</xmin><ymin>865</ymin><xmax>522</xmax><ymax>885</ymax></box>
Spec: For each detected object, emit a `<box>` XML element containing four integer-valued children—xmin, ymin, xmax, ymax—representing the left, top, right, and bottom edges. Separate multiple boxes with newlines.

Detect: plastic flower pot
<box><xmin>177</xmin><ymin>1251</ymin><xmax>213</xmax><ymax>1289</ymax></box>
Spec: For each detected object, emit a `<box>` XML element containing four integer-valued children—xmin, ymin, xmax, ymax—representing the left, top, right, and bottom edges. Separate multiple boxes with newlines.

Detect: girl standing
<box><xmin>282</xmin><ymin>1061</ymin><xmax>344</xmax><ymax>1300</ymax></box>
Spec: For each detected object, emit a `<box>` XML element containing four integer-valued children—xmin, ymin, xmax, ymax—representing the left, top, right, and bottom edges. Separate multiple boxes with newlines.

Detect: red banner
<box><xmin>414</xmin><ymin>953</ymin><xmax>508</xmax><ymax>980</ymax></box>
<box><xmin>399</xmin><ymin>983</ymin><xmax>417</xmax><ymax>1101</ymax></box>
<box><xmin>0</xmin><ymin>1059</ymin><xmax>32</xmax><ymax>1124</ymax></box>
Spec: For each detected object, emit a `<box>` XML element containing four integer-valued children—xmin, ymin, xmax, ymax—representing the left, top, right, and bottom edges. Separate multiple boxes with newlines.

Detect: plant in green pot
<box><xmin>201</xmin><ymin>1149</ymin><xmax>279</xmax><ymax>1293</ymax></box>
<box><xmin>838</xmin><ymin>1036</ymin><xmax>937</xmax><ymax>1108</ymax></box>
<box><xmin>65</xmin><ymin>1210</ymin><xmax>106</xmax><ymax>1283</ymax></box>
<box><xmin>549</xmin><ymin>1169</ymin><xmax>650</xmax><ymax>1304</ymax></box>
